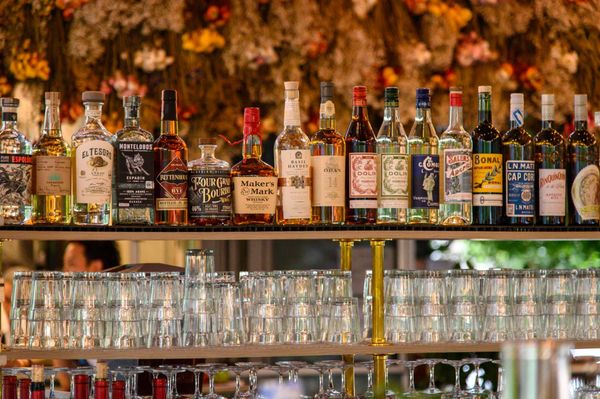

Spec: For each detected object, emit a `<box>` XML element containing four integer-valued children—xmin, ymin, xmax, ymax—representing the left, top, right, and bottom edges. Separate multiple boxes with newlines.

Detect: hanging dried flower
<box><xmin>182</xmin><ymin>28</ymin><xmax>226</xmax><ymax>53</ymax></box>
<box><xmin>352</xmin><ymin>0</ymin><xmax>378</xmax><ymax>18</ymax></box>
<box><xmin>100</xmin><ymin>71</ymin><xmax>148</xmax><ymax>99</ymax></box>
<box><xmin>8</xmin><ymin>41</ymin><xmax>50</xmax><ymax>81</ymax></box>
<box><xmin>0</xmin><ymin>77</ymin><xmax>12</xmax><ymax>96</ymax></box>
<box><xmin>133</xmin><ymin>46</ymin><xmax>174</xmax><ymax>72</ymax></box>
<box><xmin>204</xmin><ymin>4</ymin><xmax>231</xmax><ymax>27</ymax></box>
<box><xmin>55</xmin><ymin>0</ymin><xmax>89</xmax><ymax>19</ymax></box>
<box><xmin>455</xmin><ymin>32</ymin><xmax>497</xmax><ymax>67</ymax></box>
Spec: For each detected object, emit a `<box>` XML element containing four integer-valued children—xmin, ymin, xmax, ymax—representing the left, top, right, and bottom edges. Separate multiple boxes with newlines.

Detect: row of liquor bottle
<box><xmin>0</xmin><ymin>83</ymin><xmax>599</xmax><ymax>226</ymax></box>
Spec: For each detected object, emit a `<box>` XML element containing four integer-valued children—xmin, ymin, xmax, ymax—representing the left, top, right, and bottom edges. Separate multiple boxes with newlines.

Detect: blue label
<box><xmin>411</xmin><ymin>154</ymin><xmax>439</xmax><ymax>208</ymax></box>
<box><xmin>505</xmin><ymin>160</ymin><xmax>535</xmax><ymax>217</ymax></box>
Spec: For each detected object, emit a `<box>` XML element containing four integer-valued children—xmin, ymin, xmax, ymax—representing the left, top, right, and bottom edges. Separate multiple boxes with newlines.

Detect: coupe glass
<box><xmin>196</xmin><ymin>363</ymin><xmax>228</xmax><ymax>399</ymax></box>
<box><xmin>442</xmin><ymin>360</ymin><xmax>467</xmax><ymax>396</ymax></box>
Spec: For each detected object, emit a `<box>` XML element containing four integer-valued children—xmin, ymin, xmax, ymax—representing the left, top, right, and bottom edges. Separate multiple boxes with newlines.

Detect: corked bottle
<box><xmin>94</xmin><ymin>362</ymin><xmax>109</xmax><ymax>399</ymax></box>
<box><xmin>30</xmin><ymin>365</ymin><xmax>45</xmax><ymax>399</ymax></box>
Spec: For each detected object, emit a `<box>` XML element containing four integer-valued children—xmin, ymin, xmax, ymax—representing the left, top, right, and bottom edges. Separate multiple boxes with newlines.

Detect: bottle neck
<box><xmin>541</xmin><ymin>103</ymin><xmax>554</xmax><ymax>130</ymax></box>
<box><xmin>352</xmin><ymin>99</ymin><xmax>369</xmax><ymax>120</ymax></box>
<box><xmin>319</xmin><ymin>100</ymin><xmax>336</xmax><ymax>130</ymax></box>
<box><xmin>510</xmin><ymin>103</ymin><xmax>524</xmax><ymax>129</ymax></box>
<box><xmin>200</xmin><ymin>145</ymin><xmax>217</xmax><ymax>159</ymax></box>
<box><xmin>84</xmin><ymin>103</ymin><xmax>104</xmax><ymax>128</ymax></box>
<box><xmin>242</xmin><ymin>133</ymin><xmax>262</xmax><ymax>159</ymax></box>
<box><xmin>448</xmin><ymin>104</ymin><xmax>463</xmax><ymax>130</ymax></box>
<box><xmin>575</xmin><ymin>119</ymin><xmax>588</xmax><ymax>131</ymax></box>
<box><xmin>478</xmin><ymin>94</ymin><xmax>492</xmax><ymax>124</ymax></box>
<box><xmin>1</xmin><ymin>110</ymin><xmax>18</xmax><ymax>130</ymax></box>
<box><xmin>415</xmin><ymin>106</ymin><xmax>431</xmax><ymax>123</ymax></box>
<box><xmin>42</xmin><ymin>103</ymin><xmax>61</xmax><ymax>136</ymax></box>
<box><xmin>124</xmin><ymin>106</ymin><xmax>141</xmax><ymax>129</ymax></box>
<box><xmin>161</xmin><ymin>120</ymin><xmax>178</xmax><ymax>136</ymax></box>
<box><xmin>284</xmin><ymin>95</ymin><xmax>301</xmax><ymax>128</ymax></box>
<box><xmin>383</xmin><ymin>103</ymin><xmax>400</xmax><ymax>122</ymax></box>
<box><xmin>575</xmin><ymin>105</ymin><xmax>587</xmax><ymax>130</ymax></box>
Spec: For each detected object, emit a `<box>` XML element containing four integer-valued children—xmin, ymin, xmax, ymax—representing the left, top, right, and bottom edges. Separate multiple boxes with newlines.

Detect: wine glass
<box><xmin>394</xmin><ymin>360</ymin><xmax>420</xmax><ymax>398</ymax></box>
<box><xmin>442</xmin><ymin>360</ymin><xmax>467</xmax><ymax>396</ymax></box>
<box><xmin>45</xmin><ymin>367</ymin><xmax>68</xmax><ymax>399</ymax></box>
<box><xmin>314</xmin><ymin>360</ymin><xmax>343</xmax><ymax>399</ymax></box>
<box><xmin>196</xmin><ymin>363</ymin><xmax>228</xmax><ymax>399</ymax></box>
<box><xmin>358</xmin><ymin>361</ymin><xmax>374</xmax><ymax>399</ymax></box>
<box><xmin>157</xmin><ymin>365</ymin><xmax>185</xmax><ymax>399</ymax></box>
<box><xmin>185</xmin><ymin>366</ymin><xmax>204</xmax><ymax>399</ymax></box>
<box><xmin>464</xmin><ymin>358</ymin><xmax>492</xmax><ymax>396</ymax></box>
<box><xmin>235</xmin><ymin>362</ymin><xmax>267</xmax><ymax>399</ymax></box>
<box><xmin>421</xmin><ymin>358</ymin><xmax>444</xmax><ymax>396</ymax></box>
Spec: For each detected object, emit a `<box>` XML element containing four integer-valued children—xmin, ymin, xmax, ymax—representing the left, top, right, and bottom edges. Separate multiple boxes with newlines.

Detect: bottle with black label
<box><xmin>113</xmin><ymin>96</ymin><xmax>154</xmax><ymax>225</ymax></box>
<box><xmin>188</xmin><ymin>138</ymin><xmax>231</xmax><ymax>225</ymax></box>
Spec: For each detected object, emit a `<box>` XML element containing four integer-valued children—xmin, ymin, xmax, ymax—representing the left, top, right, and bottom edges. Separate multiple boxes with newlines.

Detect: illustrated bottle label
<box><xmin>505</xmin><ymin>160</ymin><xmax>535</xmax><ymax>217</ymax></box>
<box><xmin>349</xmin><ymin>152</ymin><xmax>377</xmax><ymax>209</ymax></box>
<box><xmin>539</xmin><ymin>168</ymin><xmax>566</xmax><ymax>216</ymax></box>
<box><xmin>155</xmin><ymin>156</ymin><xmax>188</xmax><ymax>211</ymax></box>
<box><xmin>0</xmin><ymin>153</ymin><xmax>32</xmax><ymax>206</ymax></box>
<box><xmin>233</xmin><ymin>176</ymin><xmax>277</xmax><ymax>215</ymax></box>
<box><xmin>571</xmin><ymin>164</ymin><xmax>600</xmax><ymax>220</ymax></box>
<box><xmin>410</xmin><ymin>154</ymin><xmax>439</xmax><ymax>209</ymax></box>
<box><xmin>279</xmin><ymin>149</ymin><xmax>311</xmax><ymax>219</ymax></box>
<box><xmin>378</xmin><ymin>154</ymin><xmax>408</xmax><ymax>208</ymax></box>
<box><xmin>441</xmin><ymin>149</ymin><xmax>472</xmax><ymax>204</ymax></box>
<box><xmin>188</xmin><ymin>169</ymin><xmax>232</xmax><ymax>219</ymax></box>
<box><xmin>34</xmin><ymin>155</ymin><xmax>70</xmax><ymax>196</ymax></box>
<box><xmin>115</xmin><ymin>142</ymin><xmax>154</xmax><ymax>209</ymax></box>
<box><xmin>312</xmin><ymin>155</ymin><xmax>345</xmax><ymax>207</ymax></box>
<box><xmin>472</xmin><ymin>153</ymin><xmax>502</xmax><ymax>206</ymax></box>
<box><xmin>75</xmin><ymin>141</ymin><xmax>113</xmax><ymax>204</ymax></box>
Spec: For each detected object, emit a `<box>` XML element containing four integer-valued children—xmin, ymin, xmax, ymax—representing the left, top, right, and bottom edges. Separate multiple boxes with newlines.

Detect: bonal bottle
<box><xmin>376</xmin><ymin>86</ymin><xmax>408</xmax><ymax>224</ymax></box>
<box><xmin>502</xmin><ymin>93</ymin><xmax>534</xmax><ymax>225</ymax></box>
<box><xmin>275</xmin><ymin>81</ymin><xmax>311</xmax><ymax>224</ymax></box>
<box><xmin>568</xmin><ymin>94</ymin><xmax>599</xmax><ymax>225</ymax></box>
<box><xmin>534</xmin><ymin>94</ymin><xmax>566</xmax><ymax>225</ymax></box>
<box><xmin>32</xmin><ymin>92</ymin><xmax>71</xmax><ymax>224</ymax></box>
<box><xmin>0</xmin><ymin>97</ymin><xmax>32</xmax><ymax>224</ymax></box>
<box><xmin>408</xmin><ymin>88</ymin><xmax>439</xmax><ymax>224</ymax></box>
<box><xmin>153</xmin><ymin>89</ymin><xmax>188</xmax><ymax>225</ymax></box>
<box><xmin>439</xmin><ymin>87</ymin><xmax>472</xmax><ymax>225</ymax></box>
<box><xmin>345</xmin><ymin>85</ymin><xmax>377</xmax><ymax>224</ymax></box>
<box><xmin>30</xmin><ymin>365</ymin><xmax>44</xmax><ymax>399</ymax></box>
<box><xmin>188</xmin><ymin>138</ymin><xmax>232</xmax><ymax>225</ymax></box>
<box><xmin>113</xmin><ymin>95</ymin><xmax>154</xmax><ymax>225</ymax></box>
<box><xmin>72</xmin><ymin>91</ymin><xmax>113</xmax><ymax>225</ymax></box>
<box><xmin>231</xmin><ymin>107</ymin><xmax>277</xmax><ymax>225</ymax></box>
<box><xmin>310</xmin><ymin>82</ymin><xmax>345</xmax><ymax>224</ymax></box>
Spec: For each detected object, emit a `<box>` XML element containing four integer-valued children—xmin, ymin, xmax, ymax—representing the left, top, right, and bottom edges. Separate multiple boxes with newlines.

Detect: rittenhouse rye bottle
<box><xmin>231</xmin><ymin>107</ymin><xmax>277</xmax><ymax>225</ymax></box>
<box><xmin>113</xmin><ymin>96</ymin><xmax>154</xmax><ymax>225</ymax></box>
<box><xmin>310</xmin><ymin>82</ymin><xmax>345</xmax><ymax>224</ymax></box>
<box><xmin>376</xmin><ymin>86</ymin><xmax>408</xmax><ymax>224</ymax></box>
<box><xmin>153</xmin><ymin>89</ymin><xmax>188</xmax><ymax>225</ymax></box>
<box><xmin>0</xmin><ymin>97</ymin><xmax>32</xmax><ymax>225</ymax></box>
<box><xmin>274</xmin><ymin>81</ymin><xmax>311</xmax><ymax>224</ymax></box>
<box><xmin>439</xmin><ymin>88</ymin><xmax>472</xmax><ymax>225</ymax></box>
<box><xmin>502</xmin><ymin>93</ymin><xmax>534</xmax><ymax>225</ymax></box>
<box><xmin>568</xmin><ymin>94</ymin><xmax>599</xmax><ymax>225</ymax></box>
<box><xmin>345</xmin><ymin>86</ymin><xmax>377</xmax><ymax>224</ymax></box>
<box><xmin>188</xmin><ymin>138</ymin><xmax>231</xmax><ymax>226</ymax></box>
<box><xmin>71</xmin><ymin>91</ymin><xmax>113</xmax><ymax>225</ymax></box>
<box><xmin>534</xmin><ymin>94</ymin><xmax>566</xmax><ymax>225</ymax></box>
<box><xmin>408</xmin><ymin>88</ymin><xmax>439</xmax><ymax>224</ymax></box>
<box><xmin>472</xmin><ymin>86</ymin><xmax>502</xmax><ymax>224</ymax></box>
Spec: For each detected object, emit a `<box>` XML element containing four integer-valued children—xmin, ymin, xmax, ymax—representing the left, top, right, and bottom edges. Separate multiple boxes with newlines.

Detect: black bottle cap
<box><xmin>320</xmin><ymin>82</ymin><xmax>334</xmax><ymax>101</ymax></box>
<box><xmin>161</xmin><ymin>89</ymin><xmax>177</xmax><ymax>121</ymax></box>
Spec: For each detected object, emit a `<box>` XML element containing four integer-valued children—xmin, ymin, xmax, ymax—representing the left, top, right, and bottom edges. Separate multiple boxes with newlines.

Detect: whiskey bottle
<box><xmin>113</xmin><ymin>96</ymin><xmax>154</xmax><ymax>225</ymax></box>
<box><xmin>345</xmin><ymin>86</ymin><xmax>377</xmax><ymax>224</ymax></box>
<box><xmin>231</xmin><ymin>107</ymin><xmax>277</xmax><ymax>225</ymax></box>
<box><xmin>439</xmin><ymin>88</ymin><xmax>472</xmax><ymax>225</ymax></box>
<box><xmin>72</xmin><ymin>91</ymin><xmax>113</xmax><ymax>225</ymax></box>
<box><xmin>472</xmin><ymin>86</ymin><xmax>503</xmax><ymax>225</ymax></box>
<box><xmin>0</xmin><ymin>97</ymin><xmax>32</xmax><ymax>224</ymax></box>
<box><xmin>568</xmin><ymin>94</ymin><xmax>599</xmax><ymax>225</ymax></box>
<box><xmin>408</xmin><ymin>88</ymin><xmax>439</xmax><ymax>224</ymax></box>
<box><xmin>534</xmin><ymin>94</ymin><xmax>566</xmax><ymax>225</ymax></box>
<box><xmin>502</xmin><ymin>93</ymin><xmax>534</xmax><ymax>225</ymax></box>
<box><xmin>376</xmin><ymin>86</ymin><xmax>408</xmax><ymax>224</ymax></box>
<box><xmin>153</xmin><ymin>89</ymin><xmax>188</xmax><ymax>225</ymax></box>
<box><xmin>310</xmin><ymin>82</ymin><xmax>345</xmax><ymax>224</ymax></box>
<box><xmin>274</xmin><ymin>81</ymin><xmax>311</xmax><ymax>224</ymax></box>
<box><xmin>188</xmin><ymin>138</ymin><xmax>231</xmax><ymax>225</ymax></box>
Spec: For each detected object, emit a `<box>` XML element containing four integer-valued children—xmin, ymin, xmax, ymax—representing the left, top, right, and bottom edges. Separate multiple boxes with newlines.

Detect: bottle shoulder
<box><xmin>568</xmin><ymin>129</ymin><xmax>597</xmax><ymax>146</ymax></box>
<box><xmin>534</xmin><ymin>128</ymin><xmax>565</xmax><ymax>146</ymax></box>
<box><xmin>153</xmin><ymin>134</ymin><xmax>188</xmax><ymax>150</ymax></box>
<box><xmin>311</xmin><ymin>128</ymin><xmax>344</xmax><ymax>142</ymax></box>
<box><xmin>115</xmin><ymin>127</ymin><xmax>154</xmax><ymax>143</ymax></box>
<box><xmin>33</xmin><ymin>135</ymin><xmax>70</xmax><ymax>155</ymax></box>
<box><xmin>0</xmin><ymin>128</ymin><xmax>32</xmax><ymax>153</ymax></box>
<box><xmin>472</xmin><ymin>122</ymin><xmax>501</xmax><ymax>140</ymax></box>
<box><xmin>275</xmin><ymin>128</ymin><xmax>310</xmax><ymax>150</ymax></box>
<box><xmin>502</xmin><ymin>127</ymin><xmax>533</xmax><ymax>145</ymax></box>
<box><xmin>189</xmin><ymin>157</ymin><xmax>230</xmax><ymax>170</ymax></box>
<box><xmin>345</xmin><ymin>119</ymin><xmax>376</xmax><ymax>140</ymax></box>
<box><xmin>231</xmin><ymin>158</ymin><xmax>274</xmax><ymax>176</ymax></box>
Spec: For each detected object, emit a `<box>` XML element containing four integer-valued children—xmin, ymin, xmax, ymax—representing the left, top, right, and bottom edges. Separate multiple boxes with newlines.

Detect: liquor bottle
<box><xmin>73</xmin><ymin>374</ymin><xmax>90</xmax><ymax>399</ymax></box>
<box><xmin>376</xmin><ymin>86</ymin><xmax>408</xmax><ymax>224</ymax></box>
<box><xmin>310</xmin><ymin>82</ymin><xmax>345</xmax><ymax>224</ymax></box>
<box><xmin>534</xmin><ymin>94</ymin><xmax>566</xmax><ymax>225</ymax></box>
<box><xmin>32</xmin><ymin>92</ymin><xmax>71</xmax><ymax>224</ymax></box>
<box><xmin>152</xmin><ymin>377</ymin><xmax>167</xmax><ymax>399</ymax></box>
<box><xmin>275</xmin><ymin>81</ymin><xmax>311</xmax><ymax>224</ymax></box>
<box><xmin>18</xmin><ymin>377</ymin><xmax>30</xmax><ymax>399</ymax></box>
<box><xmin>2</xmin><ymin>373</ymin><xmax>17</xmax><ymax>399</ymax></box>
<box><xmin>30</xmin><ymin>365</ymin><xmax>44</xmax><ymax>399</ymax></box>
<box><xmin>231</xmin><ymin>107</ymin><xmax>277</xmax><ymax>225</ymax></box>
<box><xmin>439</xmin><ymin>87</ymin><xmax>472</xmax><ymax>225</ymax></box>
<box><xmin>0</xmin><ymin>97</ymin><xmax>32</xmax><ymax>224</ymax></box>
<box><xmin>111</xmin><ymin>380</ymin><xmax>126</xmax><ymax>399</ymax></box>
<box><xmin>472</xmin><ymin>86</ymin><xmax>503</xmax><ymax>224</ymax></box>
<box><xmin>502</xmin><ymin>93</ymin><xmax>535</xmax><ymax>225</ymax></box>
<box><xmin>72</xmin><ymin>91</ymin><xmax>113</xmax><ymax>225</ymax></box>
<box><xmin>188</xmin><ymin>138</ymin><xmax>232</xmax><ymax>225</ymax></box>
<box><xmin>568</xmin><ymin>94</ymin><xmax>599</xmax><ymax>225</ymax></box>
<box><xmin>153</xmin><ymin>89</ymin><xmax>188</xmax><ymax>225</ymax></box>
<box><xmin>408</xmin><ymin>88</ymin><xmax>439</xmax><ymax>224</ymax></box>
<box><xmin>345</xmin><ymin>86</ymin><xmax>377</xmax><ymax>224</ymax></box>
<box><xmin>94</xmin><ymin>362</ymin><xmax>109</xmax><ymax>399</ymax></box>
<box><xmin>113</xmin><ymin>96</ymin><xmax>154</xmax><ymax>225</ymax></box>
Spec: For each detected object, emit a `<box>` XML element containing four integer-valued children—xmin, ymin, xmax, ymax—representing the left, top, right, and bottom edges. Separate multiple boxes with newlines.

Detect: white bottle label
<box><xmin>378</xmin><ymin>153</ymin><xmax>408</xmax><ymax>208</ymax></box>
<box><xmin>233</xmin><ymin>176</ymin><xmax>277</xmax><ymax>215</ymax></box>
<box><xmin>349</xmin><ymin>152</ymin><xmax>377</xmax><ymax>209</ymax></box>
<box><xmin>539</xmin><ymin>168</ymin><xmax>566</xmax><ymax>216</ymax></box>
<box><xmin>278</xmin><ymin>149</ymin><xmax>311</xmax><ymax>219</ymax></box>
<box><xmin>75</xmin><ymin>140</ymin><xmax>113</xmax><ymax>204</ymax></box>
<box><xmin>312</xmin><ymin>155</ymin><xmax>345</xmax><ymax>207</ymax></box>
<box><xmin>571</xmin><ymin>164</ymin><xmax>600</xmax><ymax>220</ymax></box>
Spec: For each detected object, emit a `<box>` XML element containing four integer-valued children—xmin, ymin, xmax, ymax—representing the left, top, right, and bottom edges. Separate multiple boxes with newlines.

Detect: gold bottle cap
<box><xmin>32</xmin><ymin>364</ymin><xmax>44</xmax><ymax>382</ymax></box>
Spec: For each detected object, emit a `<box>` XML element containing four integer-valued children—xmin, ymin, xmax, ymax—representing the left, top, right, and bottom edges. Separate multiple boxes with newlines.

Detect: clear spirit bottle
<box><xmin>376</xmin><ymin>86</ymin><xmax>408</xmax><ymax>224</ymax></box>
<box><xmin>0</xmin><ymin>97</ymin><xmax>32</xmax><ymax>224</ymax></box>
<box><xmin>113</xmin><ymin>96</ymin><xmax>154</xmax><ymax>225</ymax></box>
<box><xmin>439</xmin><ymin>88</ymin><xmax>472</xmax><ymax>225</ymax></box>
<box><xmin>72</xmin><ymin>91</ymin><xmax>114</xmax><ymax>225</ymax></box>
<box><xmin>188</xmin><ymin>138</ymin><xmax>232</xmax><ymax>225</ymax></box>
<box><xmin>408</xmin><ymin>88</ymin><xmax>439</xmax><ymax>224</ymax></box>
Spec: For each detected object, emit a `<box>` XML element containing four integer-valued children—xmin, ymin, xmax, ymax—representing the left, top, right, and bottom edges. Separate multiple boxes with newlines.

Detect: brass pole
<box><xmin>338</xmin><ymin>239</ymin><xmax>356</xmax><ymax>397</ymax></box>
<box><xmin>370</xmin><ymin>239</ymin><xmax>387</xmax><ymax>399</ymax></box>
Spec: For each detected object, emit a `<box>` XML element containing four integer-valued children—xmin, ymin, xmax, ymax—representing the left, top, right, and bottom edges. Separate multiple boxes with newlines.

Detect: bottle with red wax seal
<box><xmin>18</xmin><ymin>377</ymin><xmax>31</xmax><ymax>399</ymax></box>
<box><xmin>94</xmin><ymin>362</ymin><xmax>109</xmax><ymax>399</ymax></box>
<box><xmin>152</xmin><ymin>376</ymin><xmax>168</xmax><ymax>399</ymax></box>
<box><xmin>30</xmin><ymin>365</ymin><xmax>45</xmax><ymax>399</ymax></box>
<box><xmin>111</xmin><ymin>380</ymin><xmax>126</xmax><ymax>399</ymax></box>
<box><xmin>73</xmin><ymin>374</ymin><xmax>90</xmax><ymax>399</ymax></box>
<box><xmin>3</xmin><ymin>374</ymin><xmax>17</xmax><ymax>399</ymax></box>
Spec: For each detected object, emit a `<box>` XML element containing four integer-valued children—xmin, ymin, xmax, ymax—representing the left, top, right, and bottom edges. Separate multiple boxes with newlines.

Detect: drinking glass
<box><xmin>576</xmin><ymin>387</ymin><xmax>600</xmax><ymax>399</ymax></box>
<box><xmin>28</xmin><ymin>271</ymin><xmax>64</xmax><ymax>348</ymax></box>
<box><xmin>442</xmin><ymin>360</ymin><xmax>467</xmax><ymax>396</ymax></box>
<box><xmin>322</xmin><ymin>271</ymin><xmax>353</xmax><ymax>302</ymax></box>
<box><xmin>323</xmin><ymin>298</ymin><xmax>361</xmax><ymax>344</ymax></box>
<box><xmin>363</xmin><ymin>270</ymin><xmax>373</xmax><ymax>341</ymax></box>
<box><xmin>394</xmin><ymin>360</ymin><xmax>420</xmax><ymax>398</ymax></box>
<box><xmin>283</xmin><ymin>270</ymin><xmax>317</xmax><ymax>302</ymax></box>
<box><xmin>235</xmin><ymin>362</ymin><xmax>267</xmax><ymax>399</ymax></box>
<box><xmin>185</xmin><ymin>248</ymin><xmax>215</xmax><ymax>282</ymax></box>
<box><xmin>416</xmin><ymin>270</ymin><xmax>447</xmax><ymax>343</ymax></box>
<box><xmin>544</xmin><ymin>270</ymin><xmax>575</xmax><ymax>339</ymax></box>
<box><xmin>464</xmin><ymin>358</ymin><xmax>492</xmax><ymax>396</ymax></box>
<box><xmin>576</xmin><ymin>269</ymin><xmax>600</xmax><ymax>339</ymax></box>
<box><xmin>213</xmin><ymin>282</ymin><xmax>245</xmax><ymax>345</ymax></box>
<box><xmin>285</xmin><ymin>299</ymin><xmax>318</xmax><ymax>344</ymax></box>
<box><xmin>115</xmin><ymin>366</ymin><xmax>145</xmax><ymax>399</ymax></box>
<box><xmin>314</xmin><ymin>360</ymin><xmax>343</xmax><ymax>399</ymax></box>
<box><xmin>229</xmin><ymin>365</ymin><xmax>251</xmax><ymax>399</ymax></box>
<box><xmin>421</xmin><ymin>358</ymin><xmax>443</xmax><ymax>395</ymax></box>
<box><xmin>482</xmin><ymin>270</ymin><xmax>513</xmax><ymax>342</ymax></box>
<box><xmin>308</xmin><ymin>363</ymin><xmax>330</xmax><ymax>399</ymax></box>
<box><xmin>156</xmin><ymin>365</ymin><xmax>185</xmax><ymax>399</ymax></box>
<box><xmin>447</xmin><ymin>270</ymin><xmax>479</xmax><ymax>342</ymax></box>
<box><xmin>70</xmin><ymin>272</ymin><xmax>108</xmax><ymax>349</ymax></box>
<box><xmin>358</xmin><ymin>361</ymin><xmax>374</xmax><ymax>399</ymax></box>
<box><xmin>385</xmin><ymin>271</ymin><xmax>415</xmax><ymax>344</ymax></box>
<box><xmin>492</xmin><ymin>359</ymin><xmax>503</xmax><ymax>399</ymax></box>
<box><xmin>9</xmin><ymin>271</ymin><xmax>32</xmax><ymax>348</ymax></box>
<box><xmin>208</xmin><ymin>271</ymin><xmax>237</xmax><ymax>283</ymax></box>
<box><xmin>249</xmin><ymin>300</ymin><xmax>285</xmax><ymax>344</ymax></box>
<box><xmin>182</xmin><ymin>281</ymin><xmax>215</xmax><ymax>347</ymax></box>
<box><xmin>147</xmin><ymin>273</ymin><xmax>183</xmax><ymax>348</ymax></box>
<box><xmin>107</xmin><ymin>273</ymin><xmax>145</xmax><ymax>348</ymax></box>
<box><xmin>513</xmin><ymin>270</ymin><xmax>543</xmax><ymax>340</ymax></box>
<box><xmin>196</xmin><ymin>363</ymin><xmax>228</xmax><ymax>399</ymax></box>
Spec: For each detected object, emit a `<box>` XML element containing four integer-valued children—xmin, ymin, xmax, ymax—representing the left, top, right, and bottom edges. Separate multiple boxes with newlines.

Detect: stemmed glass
<box><xmin>464</xmin><ymin>358</ymin><xmax>492</xmax><ymax>396</ymax></box>
<box><xmin>314</xmin><ymin>360</ymin><xmax>343</xmax><ymax>399</ymax></box>
<box><xmin>308</xmin><ymin>363</ymin><xmax>330</xmax><ymax>399</ymax></box>
<box><xmin>442</xmin><ymin>360</ymin><xmax>467</xmax><ymax>397</ymax></box>
<box><xmin>156</xmin><ymin>365</ymin><xmax>185</xmax><ymax>399</ymax></box>
<box><xmin>196</xmin><ymin>363</ymin><xmax>228</xmax><ymax>399</ymax></box>
<box><xmin>185</xmin><ymin>366</ymin><xmax>204</xmax><ymax>399</ymax></box>
<box><xmin>45</xmin><ymin>367</ymin><xmax>68</xmax><ymax>399</ymax></box>
<box><xmin>394</xmin><ymin>360</ymin><xmax>419</xmax><ymax>398</ymax></box>
<box><xmin>235</xmin><ymin>362</ymin><xmax>267</xmax><ymax>399</ymax></box>
<box><xmin>358</xmin><ymin>361</ymin><xmax>374</xmax><ymax>399</ymax></box>
<box><xmin>492</xmin><ymin>360</ymin><xmax>503</xmax><ymax>399</ymax></box>
<box><xmin>115</xmin><ymin>366</ymin><xmax>145</xmax><ymax>399</ymax></box>
<box><xmin>277</xmin><ymin>361</ymin><xmax>310</xmax><ymax>398</ymax></box>
<box><xmin>229</xmin><ymin>365</ymin><xmax>253</xmax><ymax>399</ymax></box>
<box><xmin>421</xmin><ymin>358</ymin><xmax>443</xmax><ymax>396</ymax></box>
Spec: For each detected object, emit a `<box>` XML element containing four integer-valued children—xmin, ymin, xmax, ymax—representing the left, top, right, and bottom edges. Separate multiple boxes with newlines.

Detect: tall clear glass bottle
<box><xmin>408</xmin><ymin>88</ymin><xmax>439</xmax><ymax>224</ymax></box>
<box><xmin>439</xmin><ymin>88</ymin><xmax>472</xmax><ymax>225</ymax></box>
<box><xmin>72</xmin><ymin>91</ymin><xmax>113</xmax><ymax>225</ymax></box>
<box><xmin>113</xmin><ymin>96</ymin><xmax>154</xmax><ymax>225</ymax></box>
<box><xmin>376</xmin><ymin>86</ymin><xmax>408</xmax><ymax>224</ymax></box>
<box><xmin>310</xmin><ymin>82</ymin><xmax>345</xmax><ymax>224</ymax></box>
<box><xmin>0</xmin><ymin>97</ymin><xmax>32</xmax><ymax>224</ymax></box>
